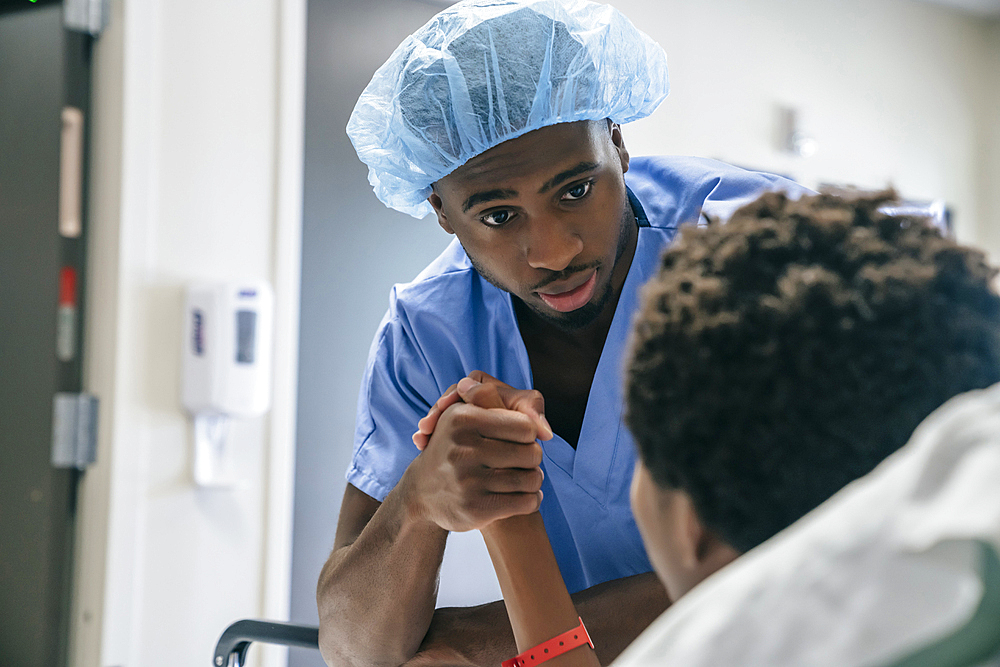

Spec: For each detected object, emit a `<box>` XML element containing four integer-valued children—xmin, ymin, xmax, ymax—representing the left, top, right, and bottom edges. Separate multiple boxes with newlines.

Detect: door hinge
<box><xmin>51</xmin><ymin>392</ymin><xmax>99</xmax><ymax>469</ymax></box>
<box><xmin>64</xmin><ymin>0</ymin><xmax>110</xmax><ymax>36</ymax></box>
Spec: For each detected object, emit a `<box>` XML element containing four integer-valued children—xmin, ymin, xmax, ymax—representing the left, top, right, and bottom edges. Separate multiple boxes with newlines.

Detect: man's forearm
<box><xmin>572</xmin><ymin>572</ymin><xmax>669</xmax><ymax>664</ymax></box>
<box><xmin>409</xmin><ymin>572</ymin><xmax>669</xmax><ymax>667</ymax></box>
<box><xmin>318</xmin><ymin>483</ymin><xmax>449</xmax><ymax>667</ymax></box>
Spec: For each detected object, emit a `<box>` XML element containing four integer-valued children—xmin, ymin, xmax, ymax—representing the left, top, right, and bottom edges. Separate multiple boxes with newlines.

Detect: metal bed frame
<box><xmin>213</xmin><ymin>619</ymin><xmax>319</xmax><ymax>667</ymax></box>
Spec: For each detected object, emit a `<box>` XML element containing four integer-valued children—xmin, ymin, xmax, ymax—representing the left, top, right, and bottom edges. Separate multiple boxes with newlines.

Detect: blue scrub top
<box><xmin>347</xmin><ymin>156</ymin><xmax>809</xmax><ymax>593</ymax></box>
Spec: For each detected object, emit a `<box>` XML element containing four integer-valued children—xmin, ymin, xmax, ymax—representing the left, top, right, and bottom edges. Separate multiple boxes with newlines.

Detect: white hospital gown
<box><xmin>614</xmin><ymin>383</ymin><xmax>1000</xmax><ymax>667</ymax></box>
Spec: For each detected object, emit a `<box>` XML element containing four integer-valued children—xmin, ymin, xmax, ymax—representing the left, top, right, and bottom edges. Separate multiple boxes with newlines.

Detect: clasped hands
<box><xmin>402</xmin><ymin>371</ymin><xmax>554</xmax><ymax>533</ymax></box>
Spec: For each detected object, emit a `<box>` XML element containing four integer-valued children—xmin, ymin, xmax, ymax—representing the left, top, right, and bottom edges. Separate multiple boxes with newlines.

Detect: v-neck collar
<box><xmin>503</xmin><ymin>189</ymin><xmax>659</xmax><ymax>505</ymax></box>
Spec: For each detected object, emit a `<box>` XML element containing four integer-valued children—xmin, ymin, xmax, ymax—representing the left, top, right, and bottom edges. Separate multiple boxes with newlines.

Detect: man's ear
<box><xmin>607</xmin><ymin>119</ymin><xmax>630</xmax><ymax>175</ymax></box>
<box><xmin>427</xmin><ymin>191</ymin><xmax>455</xmax><ymax>235</ymax></box>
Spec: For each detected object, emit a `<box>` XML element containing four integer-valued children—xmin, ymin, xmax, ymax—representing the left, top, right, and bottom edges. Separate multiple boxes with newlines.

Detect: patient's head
<box><xmin>625</xmin><ymin>189</ymin><xmax>1000</xmax><ymax>601</ymax></box>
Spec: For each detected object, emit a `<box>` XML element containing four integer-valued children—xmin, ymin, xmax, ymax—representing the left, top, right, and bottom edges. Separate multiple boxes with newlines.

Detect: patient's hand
<box><xmin>412</xmin><ymin>371</ymin><xmax>552</xmax><ymax>450</ymax></box>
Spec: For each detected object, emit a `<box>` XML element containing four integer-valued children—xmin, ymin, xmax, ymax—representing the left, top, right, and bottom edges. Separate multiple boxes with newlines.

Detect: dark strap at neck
<box><xmin>626</xmin><ymin>186</ymin><xmax>649</xmax><ymax>227</ymax></box>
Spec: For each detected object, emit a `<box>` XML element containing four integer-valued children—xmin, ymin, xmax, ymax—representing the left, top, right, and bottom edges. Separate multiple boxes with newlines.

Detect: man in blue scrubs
<box><xmin>316</xmin><ymin>2</ymin><xmax>808</xmax><ymax>666</ymax></box>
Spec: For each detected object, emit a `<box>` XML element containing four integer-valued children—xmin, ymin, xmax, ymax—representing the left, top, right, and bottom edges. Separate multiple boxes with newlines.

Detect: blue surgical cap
<box><xmin>347</xmin><ymin>0</ymin><xmax>670</xmax><ymax>218</ymax></box>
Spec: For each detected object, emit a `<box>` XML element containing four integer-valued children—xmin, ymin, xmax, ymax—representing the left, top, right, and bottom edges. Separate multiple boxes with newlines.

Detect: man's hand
<box><xmin>412</xmin><ymin>371</ymin><xmax>553</xmax><ymax>450</ymax></box>
<box><xmin>400</xmin><ymin>372</ymin><xmax>554</xmax><ymax>533</ymax></box>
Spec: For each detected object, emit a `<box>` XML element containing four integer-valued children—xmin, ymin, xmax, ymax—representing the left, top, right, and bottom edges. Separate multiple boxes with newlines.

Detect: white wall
<box><xmin>615</xmin><ymin>0</ymin><xmax>997</xmax><ymax>247</ymax></box>
<box><xmin>977</xmin><ymin>20</ymin><xmax>1000</xmax><ymax>259</ymax></box>
<box><xmin>72</xmin><ymin>1</ymin><xmax>304</xmax><ymax>666</ymax></box>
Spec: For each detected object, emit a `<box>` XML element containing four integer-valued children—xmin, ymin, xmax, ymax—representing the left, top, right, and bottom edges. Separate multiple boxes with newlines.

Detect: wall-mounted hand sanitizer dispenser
<box><xmin>182</xmin><ymin>281</ymin><xmax>273</xmax><ymax>487</ymax></box>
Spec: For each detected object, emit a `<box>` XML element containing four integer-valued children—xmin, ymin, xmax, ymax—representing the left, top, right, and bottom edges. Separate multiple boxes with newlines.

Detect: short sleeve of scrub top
<box><xmin>346</xmin><ymin>156</ymin><xmax>811</xmax><ymax>592</ymax></box>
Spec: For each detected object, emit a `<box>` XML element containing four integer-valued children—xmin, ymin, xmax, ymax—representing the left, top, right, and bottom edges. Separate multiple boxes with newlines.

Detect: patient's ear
<box><xmin>631</xmin><ymin>463</ymin><xmax>740</xmax><ymax>601</ymax></box>
<box><xmin>672</xmin><ymin>492</ymin><xmax>741</xmax><ymax>597</ymax></box>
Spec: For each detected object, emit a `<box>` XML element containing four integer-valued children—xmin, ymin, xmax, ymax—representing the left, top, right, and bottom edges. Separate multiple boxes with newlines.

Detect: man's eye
<box><xmin>563</xmin><ymin>181</ymin><xmax>592</xmax><ymax>201</ymax></box>
<box><xmin>481</xmin><ymin>210</ymin><xmax>513</xmax><ymax>226</ymax></box>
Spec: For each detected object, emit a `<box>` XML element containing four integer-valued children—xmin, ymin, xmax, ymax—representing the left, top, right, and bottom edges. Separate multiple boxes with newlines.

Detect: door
<box><xmin>0</xmin><ymin>2</ymin><xmax>93</xmax><ymax>664</ymax></box>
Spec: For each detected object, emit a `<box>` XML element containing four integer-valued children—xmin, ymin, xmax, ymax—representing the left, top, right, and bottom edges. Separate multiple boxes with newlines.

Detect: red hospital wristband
<box><xmin>501</xmin><ymin>617</ymin><xmax>594</xmax><ymax>667</ymax></box>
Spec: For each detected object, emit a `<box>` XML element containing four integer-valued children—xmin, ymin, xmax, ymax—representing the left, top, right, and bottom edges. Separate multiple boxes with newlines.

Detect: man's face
<box><xmin>428</xmin><ymin>120</ymin><xmax>634</xmax><ymax>330</ymax></box>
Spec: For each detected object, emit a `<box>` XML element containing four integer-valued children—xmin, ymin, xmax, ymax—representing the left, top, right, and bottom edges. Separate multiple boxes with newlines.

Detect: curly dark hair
<box><xmin>625</xmin><ymin>190</ymin><xmax>1000</xmax><ymax>553</ymax></box>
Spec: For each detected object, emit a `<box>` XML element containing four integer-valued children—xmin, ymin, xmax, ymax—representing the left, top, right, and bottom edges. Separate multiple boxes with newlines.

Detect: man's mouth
<box><xmin>536</xmin><ymin>269</ymin><xmax>598</xmax><ymax>313</ymax></box>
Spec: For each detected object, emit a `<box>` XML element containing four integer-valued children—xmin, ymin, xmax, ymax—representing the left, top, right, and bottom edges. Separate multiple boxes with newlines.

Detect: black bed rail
<box><xmin>213</xmin><ymin>619</ymin><xmax>320</xmax><ymax>666</ymax></box>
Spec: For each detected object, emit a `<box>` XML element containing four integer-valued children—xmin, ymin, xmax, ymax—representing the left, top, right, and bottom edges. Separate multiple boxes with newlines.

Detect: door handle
<box><xmin>59</xmin><ymin>106</ymin><xmax>84</xmax><ymax>239</ymax></box>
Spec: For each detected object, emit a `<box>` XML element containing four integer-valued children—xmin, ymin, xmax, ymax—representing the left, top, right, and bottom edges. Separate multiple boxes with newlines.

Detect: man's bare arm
<box><xmin>317</xmin><ymin>483</ymin><xmax>447</xmax><ymax>667</ymax></box>
<box><xmin>407</xmin><ymin>572</ymin><xmax>669</xmax><ymax>667</ymax></box>
<box><xmin>317</xmin><ymin>395</ymin><xmax>545</xmax><ymax>667</ymax></box>
<box><xmin>318</xmin><ymin>374</ymin><xmax>655</xmax><ymax>667</ymax></box>
<box><xmin>403</xmin><ymin>376</ymin><xmax>669</xmax><ymax>667</ymax></box>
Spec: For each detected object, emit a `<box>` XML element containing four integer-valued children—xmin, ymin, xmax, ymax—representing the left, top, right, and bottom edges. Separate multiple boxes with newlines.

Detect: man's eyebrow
<box><xmin>538</xmin><ymin>161</ymin><xmax>600</xmax><ymax>194</ymax></box>
<box><xmin>462</xmin><ymin>188</ymin><xmax>518</xmax><ymax>213</ymax></box>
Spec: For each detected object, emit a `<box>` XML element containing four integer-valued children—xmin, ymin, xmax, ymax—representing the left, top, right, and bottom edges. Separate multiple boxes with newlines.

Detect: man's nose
<box><xmin>524</xmin><ymin>215</ymin><xmax>584</xmax><ymax>272</ymax></box>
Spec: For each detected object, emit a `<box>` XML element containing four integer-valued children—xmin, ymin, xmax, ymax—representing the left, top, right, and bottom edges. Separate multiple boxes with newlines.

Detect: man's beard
<box><xmin>465</xmin><ymin>205</ymin><xmax>635</xmax><ymax>332</ymax></box>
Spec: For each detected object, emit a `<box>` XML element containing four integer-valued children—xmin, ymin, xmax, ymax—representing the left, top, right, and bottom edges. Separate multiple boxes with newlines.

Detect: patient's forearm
<box><xmin>414</xmin><ymin>571</ymin><xmax>668</xmax><ymax>667</ymax></box>
<box><xmin>481</xmin><ymin>514</ymin><xmax>601</xmax><ymax>667</ymax></box>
